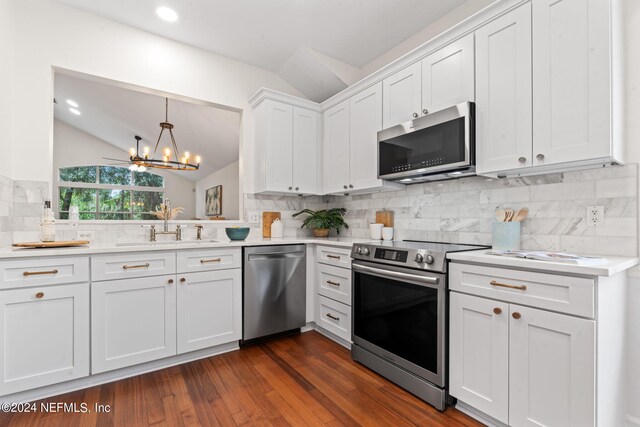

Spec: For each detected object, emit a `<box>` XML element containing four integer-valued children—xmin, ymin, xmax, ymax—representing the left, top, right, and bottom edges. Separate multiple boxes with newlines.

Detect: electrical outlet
<box><xmin>77</xmin><ymin>230</ymin><xmax>95</xmax><ymax>241</ymax></box>
<box><xmin>586</xmin><ymin>206</ymin><xmax>604</xmax><ymax>227</ymax></box>
<box><xmin>248</xmin><ymin>212</ymin><xmax>260</xmax><ymax>224</ymax></box>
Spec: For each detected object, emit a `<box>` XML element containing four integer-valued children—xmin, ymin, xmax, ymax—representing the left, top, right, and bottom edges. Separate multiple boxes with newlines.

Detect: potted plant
<box><xmin>292</xmin><ymin>208</ymin><xmax>349</xmax><ymax>237</ymax></box>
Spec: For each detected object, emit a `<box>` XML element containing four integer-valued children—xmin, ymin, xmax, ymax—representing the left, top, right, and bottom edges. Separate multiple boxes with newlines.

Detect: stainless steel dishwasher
<box><xmin>242</xmin><ymin>244</ymin><xmax>306</xmax><ymax>343</ymax></box>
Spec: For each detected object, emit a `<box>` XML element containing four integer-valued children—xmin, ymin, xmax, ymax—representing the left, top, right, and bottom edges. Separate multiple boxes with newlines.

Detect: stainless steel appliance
<box><xmin>351</xmin><ymin>240</ymin><xmax>488</xmax><ymax>410</ymax></box>
<box><xmin>243</xmin><ymin>245</ymin><xmax>306</xmax><ymax>342</ymax></box>
<box><xmin>378</xmin><ymin>102</ymin><xmax>475</xmax><ymax>183</ymax></box>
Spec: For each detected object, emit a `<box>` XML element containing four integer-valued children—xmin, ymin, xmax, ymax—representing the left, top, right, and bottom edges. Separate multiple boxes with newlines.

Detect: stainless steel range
<box><xmin>350</xmin><ymin>240</ymin><xmax>488</xmax><ymax>410</ymax></box>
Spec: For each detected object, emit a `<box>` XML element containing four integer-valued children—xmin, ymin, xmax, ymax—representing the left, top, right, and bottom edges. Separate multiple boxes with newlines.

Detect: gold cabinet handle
<box><xmin>23</xmin><ymin>269</ymin><xmax>58</xmax><ymax>277</ymax></box>
<box><xmin>490</xmin><ymin>280</ymin><xmax>527</xmax><ymax>291</ymax></box>
<box><xmin>180</xmin><ymin>278</ymin><xmax>186</xmax><ymax>283</ymax></box>
<box><xmin>493</xmin><ymin>307</ymin><xmax>502</xmax><ymax>315</ymax></box>
<box><xmin>168</xmin><ymin>279</ymin><xmax>174</xmax><ymax>284</ymax></box>
<box><xmin>35</xmin><ymin>292</ymin><xmax>44</xmax><ymax>299</ymax></box>
<box><xmin>326</xmin><ymin>280</ymin><xmax>340</xmax><ymax>287</ymax></box>
<box><xmin>200</xmin><ymin>258</ymin><xmax>222</xmax><ymax>264</ymax></box>
<box><xmin>123</xmin><ymin>263</ymin><xmax>150</xmax><ymax>270</ymax></box>
<box><xmin>512</xmin><ymin>312</ymin><xmax>522</xmax><ymax>320</ymax></box>
<box><xmin>325</xmin><ymin>313</ymin><xmax>340</xmax><ymax>321</ymax></box>
<box><xmin>327</xmin><ymin>255</ymin><xmax>341</xmax><ymax>260</ymax></box>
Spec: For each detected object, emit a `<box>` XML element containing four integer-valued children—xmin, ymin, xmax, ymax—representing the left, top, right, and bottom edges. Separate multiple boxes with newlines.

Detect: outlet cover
<box><xmin>77</xmin><ymin>230</ymin><xmax>95</xmax><ymax>241</ymax></box>
<box><xmin>247</xmin><ymin>212</ymin><xmax>260</xmax><ymax>224</ymax></box>
<box><xmin>586</xmin><ymin>206</ymin><xmax>604</xmax><ymax>227</ymax></box>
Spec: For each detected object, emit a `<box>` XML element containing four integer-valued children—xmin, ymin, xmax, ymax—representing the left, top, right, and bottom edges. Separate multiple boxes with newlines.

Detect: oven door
<box><xmin>352</xmin><ymin>261</ymin><xmax>446</xmax><ymax>387</ymax></box>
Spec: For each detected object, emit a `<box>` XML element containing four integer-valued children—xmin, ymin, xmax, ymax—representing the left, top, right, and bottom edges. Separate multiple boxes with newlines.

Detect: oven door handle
<box><xmin>352</xmin><ymin>263</ymin><xmax>440</xmax><ymax>286</ymax></box>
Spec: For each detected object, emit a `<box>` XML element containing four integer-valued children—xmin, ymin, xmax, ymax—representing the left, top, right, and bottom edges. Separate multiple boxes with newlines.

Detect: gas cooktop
<box><xmin>350</xmin><ymin>240</ymin><xmax>489</xmax><ymax>273</ymax></box>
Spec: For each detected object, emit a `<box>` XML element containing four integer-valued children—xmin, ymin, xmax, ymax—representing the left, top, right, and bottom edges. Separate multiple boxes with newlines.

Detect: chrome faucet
<box><xmin>149</xmin><ymin>198</ymin><xmax>182</xmax><ymax>241</ymax></box>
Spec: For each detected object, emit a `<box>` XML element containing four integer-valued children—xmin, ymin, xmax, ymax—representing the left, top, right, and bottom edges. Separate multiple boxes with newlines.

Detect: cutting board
<box><xmin>262</xmin><ymin>212</ymin><xmax>281</xmax><ymax>238</ymax></box>
<box><xmin>376</xmin><ymin>211</ymin><xmax>394</xmax><ymax>227</ymax></box>
<box><xmin>12</xmin><ymin>240</ymin><xmax>90</xmax><ymax>249</ymax></box>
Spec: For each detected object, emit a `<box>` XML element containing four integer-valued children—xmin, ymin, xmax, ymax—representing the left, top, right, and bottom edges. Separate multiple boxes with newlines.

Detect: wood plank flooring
<box><xmin>0</xmin><ymin>331</ymin><xmax>483</xmax><ymax>426</ymax></box>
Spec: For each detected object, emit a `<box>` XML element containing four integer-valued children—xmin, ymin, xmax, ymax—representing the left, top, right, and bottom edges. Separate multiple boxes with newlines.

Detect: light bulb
<box><xmin>184</xmin><ymin>151</ymin><xmax>190</xmax><ymax>159</ymax></box>
<box><xmin>164</xmin><ymin>147</ymin><xmax>171</xmax><ymax>156</ymax></box>
<box><xmin>195</xmin><ymin>155</ymin><xmax>201</xmax><ymax>164</ymax></box>
<box><xmin>163</xmin><ymin>155</ymin><xmax>168</xmax><ymax>163</ymax></box>
<box><xmin>181</xmin><ymin>157</ymin><xmax>187</xmax><ymax>164</ymax></box>
<box><xmin>143</xmin><ymin>146</ymin><xmax>150</xmax><ymax>155</ymax></box>
<box><xmin>129</xmin><ymin>148</ymin><xmax>136</xmax><ymax>156</ymax></box>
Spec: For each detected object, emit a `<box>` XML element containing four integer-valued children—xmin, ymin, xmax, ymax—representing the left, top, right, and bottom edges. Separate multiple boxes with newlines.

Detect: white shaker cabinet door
<box><xmin>322</xmin><ymin>100</ymin><xmax>351</xmax><ymax>194</ymax></box>
<box><xmin>532</xmin><ymin>0</ymin><xmax>614</xmax><ymax>166</ymax></box>
<box><xmin>509</xmin><ymin>304</ymin><xmax>595</xmax><ymax>427</ymax></box>
<box><xmin>265</xmin><ymin>99</ymin><xmax>294</xmax><ymax>192</ymax></box>
<box><xmin>382</xmin><ymin>61</ymin><xmax>422</xmax><ymax>128</ymax></box>
<box><xmin>349</xmin><ymin>82</ymin><xmax>383</xmax><ymax>191</ymax></box>
<box><xmin>292</xmin><ymin>106</ymin><xmax>319</xmax><ymax>194</ymax></box>
<box><xmin>421</xmin><ymin>33</ymin><xmax>475</xmax><ymax>113</ymax></box>
<box><xmin>475</xmin><ymin>3</ymin><xmax>533</xmax><ymax>174</ymax></box>
<box><xmin>0</xmin><ymin>284</ymin><xmax>89</xmax><ymax>396</ymax></box>
<box><xmin>177</xmin><ymin>269</ymin><xmax>241</xmax><ymax>354</ymax></box>
<box><xmin>91</xmin><ymin>275</ymin><xmax>177</xmax><ymax>374</ymax></box>
<box><xmin>449</xmin><ymin>292</ymin><xmax>509</xmax><ymax>424</ymax></box>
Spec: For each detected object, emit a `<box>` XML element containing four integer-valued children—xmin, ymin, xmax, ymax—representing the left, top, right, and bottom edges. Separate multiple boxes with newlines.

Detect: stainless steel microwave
<box><xmin>377</xmin><ymin>102</ymin><xmax>475</xmax><ymax>183</ymax></box>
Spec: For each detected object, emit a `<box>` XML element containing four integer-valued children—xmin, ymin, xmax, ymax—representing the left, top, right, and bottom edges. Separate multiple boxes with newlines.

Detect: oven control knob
<box><xmin>361</xmin><ymin>247</ymin><xmax>370</xmax><ymax>256</ymax></box>
<box><xmin>415</xmin><ymin>254</ymin><xmax>424</xmax><ymax>263</ymax></box>
<box><xmin>425</xmin><ymin>255</ymin><xmax>435</xmax><ymax>264</ymax></box>
<box><xmin>356</xmin><ymin>247</ymin><xmax>362</xmax><ymax>254</ymax></box>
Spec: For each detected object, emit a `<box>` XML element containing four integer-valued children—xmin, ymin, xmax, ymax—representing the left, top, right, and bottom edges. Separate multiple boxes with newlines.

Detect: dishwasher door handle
<box><xmin>247</xmin><ymin>251</ymin><xmax>305</xmax><ymax>261</ymax></box>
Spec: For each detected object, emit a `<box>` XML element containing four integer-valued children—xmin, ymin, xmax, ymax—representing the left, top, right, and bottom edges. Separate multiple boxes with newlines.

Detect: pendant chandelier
<box><xmin>128</xmin><ymin>98</ymin><xmax>200</xmax><ymax>171</ymax></box>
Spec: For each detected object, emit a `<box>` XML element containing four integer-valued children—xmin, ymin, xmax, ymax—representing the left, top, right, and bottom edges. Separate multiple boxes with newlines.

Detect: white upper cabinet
<box><xmin>251</xmin><ymin>91</ymin><xmax>320</xmax><ymax>195</ymax></box>
<box><xmin>264</xmin><ymin>100</ymin><xmax>294</xmax><ymax>192</ymax></box>
<box><xmin>532</xmin><ymin>0</ymin><xmax>620</xmax><ymax>166</ymax></box>
<box><xmin>421</xmin><ymin>33</ymin><xmax>475</xmax><ymax>113</ymax></box>
<box><xmin>382</xmin><ymin>62</ymin><xmax>422</xmax><ymax>128</ymax></box>
<box><xmin>476</xmin><ymin>3</ymin><xmax>533</xmax><ymax>174</ymax></box>
<box><xmin>292</xmin><ymin>106</ymin><xmax>319</xmax><ymax>194</ymax></box>
<box><xmin>350</xmin><ymin>83</ymin><xmax>384</xmax><ymax>190</ymax></box>
<box><xmin>322</xmin><ymin>100</ymin><xmax>351</xmax><ymax>194</ymax></box>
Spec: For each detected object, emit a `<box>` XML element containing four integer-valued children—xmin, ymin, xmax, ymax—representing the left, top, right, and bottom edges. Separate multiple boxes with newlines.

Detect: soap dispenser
<box><xmin>41</xmin><ymin>200</ymin><xmax>56</xmax><ymax>242</ymax></box>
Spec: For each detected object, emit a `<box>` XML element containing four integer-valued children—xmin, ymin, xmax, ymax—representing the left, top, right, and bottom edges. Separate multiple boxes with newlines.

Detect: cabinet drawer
<box><xmin>0</xmin><ymin>257</ymin><xmax>89</xmax><ymax>289</ymax></box>
<box><xmin>317</xmin><ymin>263</ymin><xmax>351</xmax><ymax>305</ymax></box>
<box><xmin>317</xmin><ymin>246</ymin><xmax>352</xmax><ymax>268</ymax></box>
<box><xmin>450</xmin><ymin>263</ymin><xmax>594</xmax><ymax>318</ymax></box>
<box><xmin>91</xmin><ymin>252</ymin><xmax>176</xmax><ymax>282</ymax></box>
<box><xmin>316</xmin><ymin>295</ymin><xmax>351</xmax><ymax>342</ymax></box>
<box><xmin>177</xmin><ymin>248</ymin><xmax>241</xmax><ymax>273</ymax></box>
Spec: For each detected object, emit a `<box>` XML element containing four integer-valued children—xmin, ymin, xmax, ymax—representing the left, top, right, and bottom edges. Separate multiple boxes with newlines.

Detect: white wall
<box><xmin>0</xmin><ymin>0</ymin><xmax>14</xmax><ymax>178</ymax></box>
<box><xmin>8</xmin><ymin>0</ymin><xmax>304</xmax><ymax>190</ymax></box>
<box><xmin>53</xmin><ymin>120</ymin><xmax>196</xmax><ymax>218</ymax></box>
<box><xmin>360</xmin><ymin>0</ymin><xmax>494</xmax><ymax>76</ymax></box>
<box><xmin>195</xmin><ymin>161</ymin><xmax>240</xmax><ymax>220</ymax></box>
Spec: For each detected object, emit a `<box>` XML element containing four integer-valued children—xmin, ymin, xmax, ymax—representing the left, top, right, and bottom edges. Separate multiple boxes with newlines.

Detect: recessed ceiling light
<box><xmin>156</xmin><ymin>6</ymin><xmax>178</xmax><ymax>22</ymax></box>
<box><xmin>66</xmin><ymin>99</ymin><xmax>79</xmax><ymax>108</ymax></box>
<box><xmin>69</xmin><ymin>108</ymin><xmax>81</xmax><ymax>115</ymax></box>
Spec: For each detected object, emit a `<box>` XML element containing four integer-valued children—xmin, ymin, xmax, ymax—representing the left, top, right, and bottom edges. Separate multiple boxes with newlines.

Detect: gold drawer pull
<box><xmin>490</xmin><ymin>280</ymin><xmax>527</xmax><ymax>291</ymax></box>
<box><xmin>327</xmin><ymin>255</ymin><xmax>341</xmax><ymax>260</ymax></box>
<box><xmin>325</xmin><ymin>313</ymin><xmax>340</xmax><ymax>321</ymax></box>
<box><xmin>493</xmin><ymin>307</ymin><xmax>502</xmax><ymax>315</ymax></box>
<box><xmin>512</xmin><ymin>312</ymin><xmax>522</xmax><ymax>320</ymax></box>
<box><xmin>326</xmin><ymin>280</ymin><xmax>340</xmax><ymax>287</ymax></box>
<box><xmin>200</xmin><ymin>258</ymin><xmax>222</xmax><ymax>264</ymax></box>
<box><xmin>23</xmin><ymin>269</ymin><xmax>59</xmax><ymax>277</ymax></box>
<box><xmin>122</xmin><ymin>263</ymin><xmax>150</xmax><ymax>270</ymax></box>
<box><xmin>35</xmin><ymin>292</ymin><xmax>44</xmax><ymax>299</ymax></box>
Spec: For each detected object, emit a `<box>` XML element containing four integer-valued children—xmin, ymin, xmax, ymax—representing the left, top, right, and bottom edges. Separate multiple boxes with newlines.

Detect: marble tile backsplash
<box><xmin>2</xmin><ymin>164</ymin><xmax>638</xmax><ymax>257</ymax></box>
<box><xmin>325</xmin><ymin>164</ymin><xmax>639</xmax><ymax>257</ymax></box>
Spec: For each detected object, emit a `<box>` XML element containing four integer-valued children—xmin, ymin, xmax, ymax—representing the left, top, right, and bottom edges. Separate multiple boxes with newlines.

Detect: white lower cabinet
<box><xmin>316</xmin><ymin>295</ymin><xmax>351</xmax><ymax>342</ymax></box>
<box><xmin>177</xmin><ymin>269</ymin><xmax>241</xmax><ymax>354</ymax></box>
<box><xmin>91</xmin><ymin>275</ymin><xmax>177</xmax><ymax>374</ymax></box>
<box><xmin>450</xmin><ymin>262</ymin><xmax>599</xmax><ymax>427</ymax></box>
<box><xmin>0</xmin><ymin>283</ymin><xmax>89</xmax><ymax>395</ymax></box>
<box><xmin>314</xmin><ymin>245</ymin><xmax>352</xmax><ymax>344</ymax></box>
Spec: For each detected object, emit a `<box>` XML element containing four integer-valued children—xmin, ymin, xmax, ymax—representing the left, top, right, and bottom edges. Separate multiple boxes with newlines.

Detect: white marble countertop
<box><xmin>447</xmin><ymin>249</ymin><xmax>639</xmax><ymax>277</ymax></box>
<box><xmin>0</xmin><ymin>237</ymin><xmax>375</xmax><ymax>259</ymax></box>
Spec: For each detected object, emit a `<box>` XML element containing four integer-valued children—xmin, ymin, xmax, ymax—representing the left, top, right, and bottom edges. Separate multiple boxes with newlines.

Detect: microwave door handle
<box><xmin>352</xmin><ymin>263</ymin><xmax>441</xmax><ymax>288</ymax></box>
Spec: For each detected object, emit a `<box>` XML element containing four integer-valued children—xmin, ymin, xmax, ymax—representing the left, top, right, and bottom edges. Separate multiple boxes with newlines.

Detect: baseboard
<box><xmin>1</xmin><ymin>341</ymin><xmax>238</xmax><ymax>404</ymax></box>
<box><xmin>455</xmin><ymin>401</ymin><xmax>509</xmax><ymax>427</ymax></box>
<box><xmin>628</xmin><ymin>414</ymin><xmax>640</xmax><ymax>427</ymax></box>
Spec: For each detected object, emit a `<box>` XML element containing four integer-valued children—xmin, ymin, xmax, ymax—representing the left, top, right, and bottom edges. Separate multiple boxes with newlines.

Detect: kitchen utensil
<box><xmin>262</xmin><ymin>211</ymin><xmax>281</xmax><ymax>238</ymax></box>
<box><xmin>495</xmin><ymin>209</ymin><xmax>506</xmax><ymax>222</ymax></box>
<box><xmin>12</xmin><ymin>241</ymin><xmax>90</xmax><ymax>248</ymax></box>
<box><xmin>514</xmin><ymin>207</ymin><xmax>529</xmax><ymax>222</ymax></box>
<box><xmin>504</xmin><ymin>208</ymin><xmax>514</xmax><ymax>222</ymax></box>
<box><xmin>376</xmin><ymin>211</ymin><xmax>394</xmax><ymax>227</ymax></box>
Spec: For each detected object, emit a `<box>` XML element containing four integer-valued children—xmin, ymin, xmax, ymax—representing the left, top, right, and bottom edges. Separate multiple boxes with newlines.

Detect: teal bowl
<box><xmin>225</xmin><ymin>227</ymin><xmax>250</xmax><ymax>241</ymax></box>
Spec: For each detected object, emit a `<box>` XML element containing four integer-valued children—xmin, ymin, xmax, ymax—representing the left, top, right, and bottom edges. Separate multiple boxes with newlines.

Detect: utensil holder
<box><xmin>492</xmin><ymin>222</ymin><xmax>521</xmax><ymax>250</ymax></box>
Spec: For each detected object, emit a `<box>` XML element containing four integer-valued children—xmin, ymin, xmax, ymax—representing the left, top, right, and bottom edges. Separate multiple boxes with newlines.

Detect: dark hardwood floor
<box><xmin>0</xmin><ymin>331</ymin><xmax>483</xmax><ymax>426</ymax></box>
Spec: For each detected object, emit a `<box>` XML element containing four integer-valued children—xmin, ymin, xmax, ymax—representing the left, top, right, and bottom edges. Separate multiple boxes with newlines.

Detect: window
<box><xmin>57</xmin><ymin>166</ymin><xmax>165</xmax><ymax>220</ymax></box>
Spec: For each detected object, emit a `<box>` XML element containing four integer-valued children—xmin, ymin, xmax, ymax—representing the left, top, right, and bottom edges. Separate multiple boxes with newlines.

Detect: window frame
<box><xmin>57</xmin><ymin>166</ymin><xmax>165</xmax><ymax>220</ymax></box>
